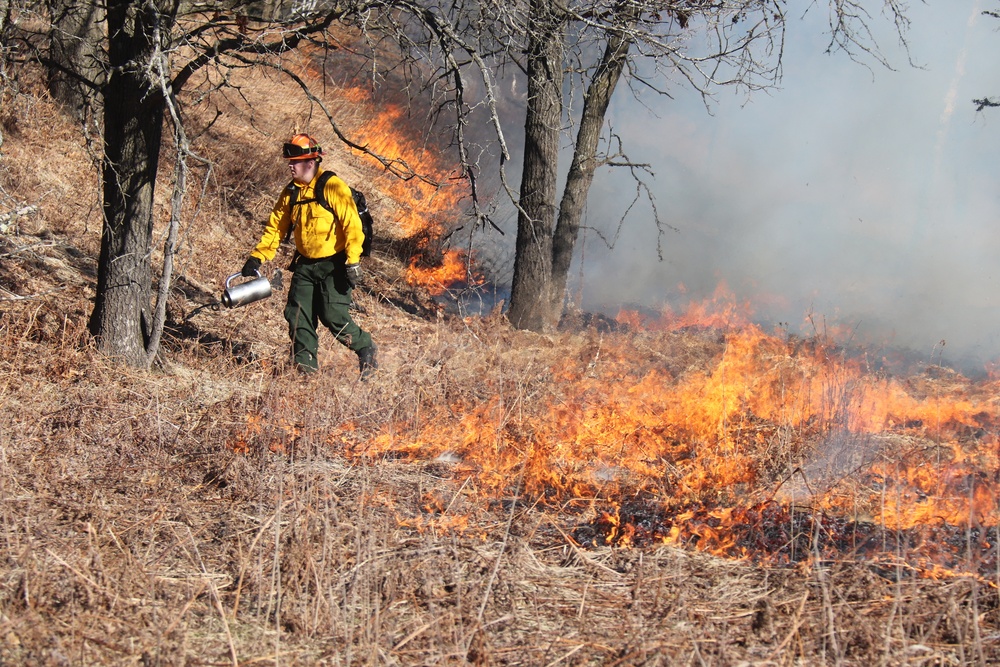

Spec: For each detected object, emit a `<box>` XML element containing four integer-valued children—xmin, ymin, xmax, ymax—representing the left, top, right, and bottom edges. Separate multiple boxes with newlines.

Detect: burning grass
<box><xmin>5</xmin><ymin>285</ymin><xmax>1000</xmax><ymax>664</ymax></box>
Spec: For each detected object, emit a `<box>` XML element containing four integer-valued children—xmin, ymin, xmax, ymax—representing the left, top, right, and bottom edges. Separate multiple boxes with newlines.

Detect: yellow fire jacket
<box><xmin>251</xmin><ymin>169</ymin><xmax>365</xmax><ymax>265</ymax></box>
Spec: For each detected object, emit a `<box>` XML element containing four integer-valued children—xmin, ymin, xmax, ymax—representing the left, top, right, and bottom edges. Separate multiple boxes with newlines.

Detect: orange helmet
<box><xmin>282</xmin><ymin>133</ymin><xmax>324</xmax><ymax>162</ymax></box>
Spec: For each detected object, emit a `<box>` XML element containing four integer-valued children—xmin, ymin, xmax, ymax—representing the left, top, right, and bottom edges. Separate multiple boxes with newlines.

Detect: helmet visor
<box><xmin>283</xmin><ymin>142</ymin><xmax>318</xmax><ymax>159</ymax></box>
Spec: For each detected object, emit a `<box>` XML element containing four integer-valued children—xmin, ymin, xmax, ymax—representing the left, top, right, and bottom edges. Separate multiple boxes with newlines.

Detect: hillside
<box><xmin>3</xmin><ymin>55</ymin><xmax>1000</xmax><ymax>665</ymax></box>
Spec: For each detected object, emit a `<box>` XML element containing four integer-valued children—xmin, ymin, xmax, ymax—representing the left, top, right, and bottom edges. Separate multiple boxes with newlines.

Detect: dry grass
<box><xmin>2</xmin><ymin>55</ymin><xmax>1000</xmax><ymax>667</ymax></box>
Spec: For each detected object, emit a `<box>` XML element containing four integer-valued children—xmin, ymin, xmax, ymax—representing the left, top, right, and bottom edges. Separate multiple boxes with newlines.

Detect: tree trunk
<box><xmin>548</xmin><ymin>17</ymin><xmax>634</xmax><ymax>321</ymax></box>
<box><xmin>88</xmin><ymin>0</ymin><xmax>170</xmax><ymax>366</ymax></box>
<box><xmin>506</xmin><ymin>0</ymin><xmax>564</xmax><ymax>332</ymax></box>
<box><xmin>46</xmin><ymin>0</ymin><xmax>106</xmax><ymax>121</ymax></box>
<box><xmin>0</xmin><ymin>0</ymin><xmax>10</xmax><ymax>41</ymax></box>
<box><xmin>0</xmin><ymin>0</ymin><xmax>8</xmax><ymax>153</ymax></box>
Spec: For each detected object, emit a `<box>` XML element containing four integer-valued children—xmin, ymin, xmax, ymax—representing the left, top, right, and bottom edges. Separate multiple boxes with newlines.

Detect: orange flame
<box><xmin>325</xmin><ymin>285</ymin><xmax>1000</xmax><ymax>576</ymax></box>
<box><xmin>339</xmin><ymin>93</ymin><xmax>468</xmax><ymax>237</ymax></box>
<box><xmin>229</xmin><ymin>411</ymin><xmax>298</xmax><ymax>455</ymax></box>
<box><xmin>617</xmin><ymin>282</ymin><xmax>754</xmax><ymax>331</ymax></box>
<box><xmin>342</xmin><ymin>93</ymin><xmax>477</xmax><ymax>290</ymax></box>
<box><xmin>406</xmin><ymin>248</ymin><xmax>482</xmax><ymax>295</ymax></box>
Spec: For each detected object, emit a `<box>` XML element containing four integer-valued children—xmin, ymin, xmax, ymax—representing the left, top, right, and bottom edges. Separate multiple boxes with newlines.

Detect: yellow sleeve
<box><xmin>324</xmin><ymin>176</ymin><xmax>365</xmax><ymax>265</ymax></box>
<box><xmin>250</xmin><ymin>186</ymin><xmax>294</xmax><ymax>263</ymax></box>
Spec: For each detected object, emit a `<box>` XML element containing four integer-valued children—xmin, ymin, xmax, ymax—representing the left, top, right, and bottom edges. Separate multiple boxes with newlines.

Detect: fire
<box><xmin>617</xmin><ymin>282</ymin><xmax>754</xmax><ymax>331</ymax></box>
<box><xmin>343</xmin><ymin>95</ymin><xmax>476</xmax><ymax>290</ymax></box>
<box><xmin>331</xmin><ymin>84</ymin><xmax>470</xmax><ymax>254</ymax></box>
<box><xmin>349</xmin><ymin>100</ymin><xmax>465</xmax><ymax>236</ymax></box>
<box><xmin>405</xmin><ymin>248</ymin><xmax>482</xmax><ymax>295</ymax></box>
<box><xmin>229</xmin><ymin>410</ymin><xmax>298</xmax><ymax>455</ymax></box>
<box><xmin>321</xmin><ymin>285</ymin><xmax>1000</xmax><ymax>579</ymax></box>
<box><xmin>272</xmin><ymin>45</ymin><xmax>472</xmax><ymax>288</ymax></box>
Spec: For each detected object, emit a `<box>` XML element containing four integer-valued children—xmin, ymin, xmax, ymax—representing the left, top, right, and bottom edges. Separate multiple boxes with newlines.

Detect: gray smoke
<box><xmin>561</xmin><ymin>2</ymin><xmax>1000</xmax><ymax>373</ymax></box>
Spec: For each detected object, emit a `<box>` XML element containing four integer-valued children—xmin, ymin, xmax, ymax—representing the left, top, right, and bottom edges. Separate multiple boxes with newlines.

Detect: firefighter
<box><xmin>240</xmin><ymin>133</ymin><xmax>378</xmax><ymax>379</ymax></box>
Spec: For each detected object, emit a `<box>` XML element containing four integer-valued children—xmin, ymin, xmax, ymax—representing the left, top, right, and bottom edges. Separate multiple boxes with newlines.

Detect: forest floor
<box><xmin>3</xmin><ymin>46</ymin><xmax>1000</xmax><ymax>667</ymax></box>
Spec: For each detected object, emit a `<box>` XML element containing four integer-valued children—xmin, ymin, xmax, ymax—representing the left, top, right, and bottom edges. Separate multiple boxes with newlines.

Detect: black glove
<box><xmin>241</xmin><ymin>256</ymin><xmax>261</xmax><ymax>277</ymax></box>
<box><xmin>345</xmin><ymin>263</ymin><xmax>361</xmax><ymax>288</ymax></box>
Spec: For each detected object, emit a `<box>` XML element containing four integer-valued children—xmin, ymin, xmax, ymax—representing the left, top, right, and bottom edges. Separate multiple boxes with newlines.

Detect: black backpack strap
<box><xmin>312</xmin><ymin>171</ymin><xmax>336</xmax><ymax>213</ymax></box>
<box><xmin>283</xmin><ymin>180</ymin><xmax>298</xmax><ymax>244</ymax></box>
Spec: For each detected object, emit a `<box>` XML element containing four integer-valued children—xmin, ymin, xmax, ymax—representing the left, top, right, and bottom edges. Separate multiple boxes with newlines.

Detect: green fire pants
<box><xmin>284</xmin><ymin>252</ymin><xmax>372</xmax><ymax>371</ymax></box>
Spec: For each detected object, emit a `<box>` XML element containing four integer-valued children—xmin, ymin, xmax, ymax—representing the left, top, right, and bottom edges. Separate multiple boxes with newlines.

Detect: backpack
<box><xmin>285</xmin><ymin>170</ymin><xmax>373</xmax><ymax>258</ymax></box>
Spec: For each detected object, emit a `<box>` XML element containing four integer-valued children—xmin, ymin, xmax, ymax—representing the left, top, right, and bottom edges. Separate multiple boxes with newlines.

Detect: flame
<box><xmin>617</xmin><ymin>282</ymin><xmax>754</xmax><ymax>331</ymax></box>
<box><xmin>343</xmin><ymin>95</ymin><xmax>476</xmax><ymax>289</ymax></box>
<box><xmin>285</xmin><ymin>52</ymin><xmax>471</xmax><ymax>286</ymax></box>
<box><xmin>331</xmin><ymin>83</ymin><xmax>469</xmax><ymax>238</ymax></box>
<box><xmin>322</xmin><ymin>285</ymin><xmax>1000</xmax><ymax>579</ymax></box>
<box><xmin>229</xmin><ymin>410</ymin><xmax>299</xmax><ymax>455</ymax></box>
<box><xmin>406</xmin><ymin>248</ymin><xmax>482</xmax><ymax>295</ymax></box>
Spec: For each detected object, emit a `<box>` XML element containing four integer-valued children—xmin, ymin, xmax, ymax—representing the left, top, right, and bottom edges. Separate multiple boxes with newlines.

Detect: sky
<box><xmin>556</xmin><ymin>1</ymin><xmax>1000</xmax><ymax>371</ymax></box>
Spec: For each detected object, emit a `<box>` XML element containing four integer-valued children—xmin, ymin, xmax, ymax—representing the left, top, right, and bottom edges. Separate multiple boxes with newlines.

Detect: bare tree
<box><xmin>10</xmin><ymin>0</ymin><xmax>415</xmax><ymax>367</ymax></box>
<box><xmin>507</xmin><ymin>0</ymin><xmax>913</xmax><ymax>331</ymax></box>
<box><xmin>367</xmin><ymin>0</ymin><xmax>913</xmax><ymax>332</ymax></box>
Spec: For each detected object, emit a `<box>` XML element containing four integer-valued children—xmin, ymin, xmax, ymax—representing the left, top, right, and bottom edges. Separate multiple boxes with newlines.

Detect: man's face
<box><xmin>289</xmin><ymin>158</ymin><xmax>317</xmax><ymax>184</ymax></box>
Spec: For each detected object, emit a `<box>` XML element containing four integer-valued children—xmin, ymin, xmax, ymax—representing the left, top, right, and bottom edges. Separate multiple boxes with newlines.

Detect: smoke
<box><xmin>562</xmin><ymin>2</ymin><xmax>1000</xmax><ymax>373</ymax></box>
<box><xmin>936</xmin><ymin>0</ymin><xmax>982</xmax><ymax>160</ymax></box>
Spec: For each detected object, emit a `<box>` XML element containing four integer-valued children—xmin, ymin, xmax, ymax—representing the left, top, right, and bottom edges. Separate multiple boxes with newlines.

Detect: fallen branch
<box><xmin>0</xmin><ymin>285</ymin><xmax>67</xmax><ymax>301</ymax></box>
<box><xmin>0</xmin><ymin>240</ymin><xmax>61</xmax><ymax>258</ymax></box>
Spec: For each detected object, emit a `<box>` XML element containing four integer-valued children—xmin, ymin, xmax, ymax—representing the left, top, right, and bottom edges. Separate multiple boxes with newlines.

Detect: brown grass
<box><xmin>2</xmin><ymin>55</ymin><xmax>1000</xmax><ymax>667</ymax></box>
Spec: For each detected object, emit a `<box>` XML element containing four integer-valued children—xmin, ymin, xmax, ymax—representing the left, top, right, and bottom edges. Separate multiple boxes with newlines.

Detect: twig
<box><xmin>0</xmin><ymin>285</ymin><xmax>67</xmax><ymax>301</ymax></box>
<box><xmin>0</xmin><ymin>240</ymin><xmax>62</xmax><ymax>257</ymax></box>
<box><xmin>184</xmin><ymin>525</ymin><xmax>239</xmax><ymax>667</ymax></box>
<box><xmin>468</xmin><ymin>464</ymin><xmax>528</xmax><ymax>658</ymax></box>
<box><xmin>545</xmin><ymin>644</ymin><xmax>586</xmax><ymax>667</ymax></box>
<box><xmin>161</xmin><ymin>579</ymin><xmax>210</xmax><ymax>639</ymax></box>
<box><xmin>768</xmin><ymin>589</ymin><xmax>811</xmax><ymax>660</ymax></box>
<box><xmin>231</xmin><ymin>502</ymin><xmax>289</xmax><ymax>616</ymax></box>
<box><xmin>391</xmin><ymin>621</ymin><xmax>434</xmax><ymax>652</ymax></box>
<box><xmin>44</xmin><ymin>547</ymin><xmax>112</xmax><ymax>600</ymax></box>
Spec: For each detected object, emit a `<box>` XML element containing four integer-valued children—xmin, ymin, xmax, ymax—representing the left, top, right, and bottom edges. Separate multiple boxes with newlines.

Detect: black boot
<box><xmin>357</xmin><ymin>344</ymin><xmax>378</xmax><ymax>380</ymax></box>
